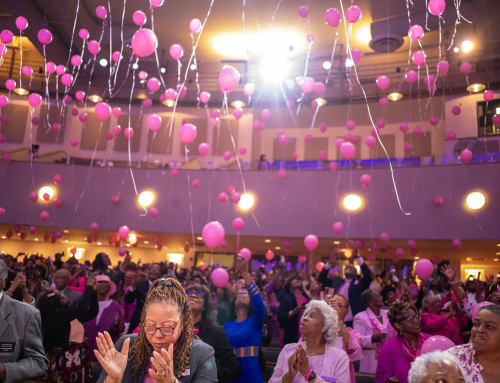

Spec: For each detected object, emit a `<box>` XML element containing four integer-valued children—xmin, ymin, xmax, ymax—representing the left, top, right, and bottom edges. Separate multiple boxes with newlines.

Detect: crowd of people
<box><xmin>1</xmin><ymin>245</ymin><xmax>500</xmax><ymax>383</ymax></box>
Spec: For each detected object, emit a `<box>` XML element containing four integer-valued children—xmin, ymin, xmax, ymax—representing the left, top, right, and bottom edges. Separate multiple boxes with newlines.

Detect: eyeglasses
<box><xmin>403</xmin><ymin>314</ymin><xmax>421</xmax><ymax>323</ymax></box>
<box><xmin>185</xmin><ymin>290</ymin><xmax>206</xmax><ymax>298</ymax></box>
<box><xmin>142</xmin><ymin>317</ymin><xmax>181</xmax><ymax>336</ymax></box>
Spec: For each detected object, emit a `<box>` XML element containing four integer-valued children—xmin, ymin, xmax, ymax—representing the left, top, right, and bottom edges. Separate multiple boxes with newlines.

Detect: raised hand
<box><xmin>86</xmin><ymin>272</ymin><xmax>98</xmax><ymax>288</ymax></box>
<box><xmin>235</xmin><ymin>255</ymin><xmax>248</xmax><ymax>275</ymax></box>
<box><xmin>440</xmin><ymin>265</ymin><xmax>456</xmax><ymax>281</ymax></box>
<box><xmin>486</xmin><ymin>274</ymin><xmax>495</xmax><ymax>287</ymax></box>
<box><xmin>149</xmin><ymin>344</ymin><xmax>175</xmax><ymax>383</ymax></box>
<box><xmin>94</xmin><ymin>332</ymin><xmax>130</xmax><ymax>383</ymax></box>
<box><xmin>286</xmin><ymin>349</ymin><xmax>298</xmax><ymax>380</ymax></box>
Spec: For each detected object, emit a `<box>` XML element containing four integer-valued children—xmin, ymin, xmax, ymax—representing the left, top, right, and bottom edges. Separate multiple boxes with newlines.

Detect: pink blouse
<box><xmin>445</xmin><ymin>343</ymin><xmax>484</xmax><ymax>383</ymax></box>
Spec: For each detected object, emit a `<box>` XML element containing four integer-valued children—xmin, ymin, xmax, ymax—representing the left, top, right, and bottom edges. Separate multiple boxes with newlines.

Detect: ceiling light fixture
<box><xmin>99</xmin><ymin>58</ymin><xmax>108</xmax><ymax>67</ymax></box>
<box><xmin>343</xmin><ymin>194</ymin><xmax>362</xmax><ymax>211</ymax></box>
<box><xmin>466</xmin><ymin>84</ymin><xmax>485</xmax><ymax>93</ymax></box>
<box><xmin>38</xmin><ymin>186</ymin><xmax>55</xmax><ymax>201</ymax></box>
<box><xmin>13</xmin><ymin>88</ymin><xmax>29</xmax><ymax>95</ymax></box>
<box><xmin>465</xmin><ymin>191</ymin><xmax>486</xmax><ymax>210</ymax></box>
<box><xmin>162</xmin><ymin>99</ymin><xmax>176</xmax><ymax>107</ymax></box>
<box><xmin>345</xmin><ymin>58</ymin><xmax>354</xmax><ymax>68</ymax></box>
<box><xmin>265</xmin><ymin>239</ymin><xmax>271</xmax><ymax>243</ymax></box>
<box><xmin>388</xmin><ymin>92</ymin><xmax>403</xmax><ymax>101</ymax></box>
<box><xmin>190</xmin><ymin>64</ymin><xmax>196</xmax><ymax>70</ymax></box>
<box><xmin>230</xmin><ymin>100</ymin><xmax>246</xmax><ymax>108</ymax></box>
<box><xmin>453</xmin><ymin>47</ymin><xmax>459</xmax><ymax>53</ymax></box>
<box><xmin>238</xmin><ymin>193</ymin><xmax>255</xmax><ymax>210</ymax></box>
<box><xmin>314</xmin><ymin>98</ymin><xmax>327</xmax><ymax>107</ymax></box>
<box><xmin>160</xmin><ymin>67</ymin><xmax>166</xmax><ymax>73</ymax></box>
<box><xmin>89</xmin><ymin>95</ymin><xmax>103</xmax><ymax>103</ymax></box>
<box><xmin>462</xmin><ymin>40</ymin><xmax>473</xmax><ymax>53</ymax></box>
<box><xmin>275</xmin><ymin>246</ymin><xmax>281</xmax><ymax>250</ymax></box>
<box><xmin>197</xmin><ymin>237</ymin><xmax>203</xmax><ymax>240</ymax></box>
<box><xmin>132</xmin><ymin>63</ymin><xmax>139</xmax><ymax>70</ymax></box>
<box><xmin>323</xmin><ymin>61</ymin><xmax>332</xmax><ymax>70</ymax></box>
<box><xmin>138</xmin><ymin>191</ymin><xmax>154</xmax><ymax>207</ymax></box>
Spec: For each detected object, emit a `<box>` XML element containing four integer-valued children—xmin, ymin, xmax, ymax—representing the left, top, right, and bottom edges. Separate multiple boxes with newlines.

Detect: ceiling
<box><xmin>1</xmin><ymin>0</ymin><xmax>500</xmax><ymax>106</ymax></box>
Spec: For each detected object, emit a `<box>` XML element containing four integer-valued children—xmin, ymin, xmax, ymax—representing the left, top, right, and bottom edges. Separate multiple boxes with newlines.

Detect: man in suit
<box><xmin>0</xmin><ymin>260</ymin><xmax>49</xmax><ymax>383</ymax></box>
<box><xmin>36</xmin><ymin>268</ymin><xmax>82</xmax><ymax>307</ymax></box>
<box><xmin>124</xmin><ymin>263</ymin><xmax>162</xmax><ymax>333</ymax></box>
<box><xmin>318</xmin><ymin>247</ymin><xmax>372</xmax><ymax>327</ymax></box>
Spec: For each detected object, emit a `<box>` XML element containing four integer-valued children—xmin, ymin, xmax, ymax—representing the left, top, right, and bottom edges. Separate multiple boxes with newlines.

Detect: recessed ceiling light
<box><xmin>345</xmin><ymin>58</ymin><xmax>354</xmax><ymax>68</ymax></box>
<box><xmin>388</xmin><ymin>92</ymin><xmax>403</xmax><ymax>101</ymax></box>
<box><xmin>238</xmin><ymin>193</ymin><xmax>255</xmax><ymax>210</ymax></box>
<box><xmin>99</xmin><ymin>58</ymin><xmax>108</xmax><ymax>67</ymax></box>
<box><xmin>132</xmin><ymin>63</ymin><xmax>139</xmax><ymax>70</ymax></box>
<box><xmin>494</xmin><ymin>258</ymin><xmax>499</xmax><ymax>261</ymax></box>
<box><xmin>89</xmin><ymin>94</ymin><xmax>103</xmax><ymax>102</ymax></box>
<box><xmin>66</xmin><ymin>240</ymin><xmax>68</xmax><ymax>243</ymax></box>
<box><xmin>190</xmin><ymin>64</ymin><xmax>197</xmax><ymax>70</ymax></box>
<box><xmin>144</xmin><ymin>241</ymin><xmax>149</xmax><ymax>244</ymax></box>
<box><xmin>265</xmin><ymin>239</ymin><xmax>271</xmax><ymax>243</ymax></box>
<box><xmin>230</xmin><ymin>100</ymin><xmax>246</xmax><ymax>108</ymax></box>
<box><xmin>343</xmin><ymin>194</ymin><xmax>362</xmax><ymax>211</ymax></box>
<box><xmin>465</xmin><ymin>192</ymin><xmax>486</xmax><ymax>210</ymax></box>
<box><xmin>97</xmin><ymin>242</ymin><xmax>101</xmax><ymax>245</ymax></box>
<box><xmin>160</xmin><ymin>67</ymin><xmax>166</xmax><ymax>73</ymax></box>
<box><xmin>333</xmin><ymin>241</ymin><xmax>340</xmax><ymax>244</ymax></box>
<box><xmin>1</xmin><ymin>236</ymin><xmax>5</xmax><ymax>239</ymax></box>
<box><xmin>35</xmin><ymin>238</ymin><xmax>38</xmax><ymax>241</ymax></box>
<box><xmin>126</xmin><ymin>243</ymin><xmax>131</xmax><ymax>247</ymax></box>
<box><xmin>14</xmin><ymin>88</ymin><xmax>29</xmax><ymax>95</ymax></box>
<box><xmin>275</xmin><ymin>246</ymin><xmax>281</xmax><ymax>250</ymax></box>
<box><xmin>314</xmin><ymin>98</ymin><xmax>327</xmax><ymax>107</ymax></box>
<box><xmin>197</xmin><ymin>236</ymin><xmax>203</xmax><ymax>240</ymax></box>
<box><xmin>415</xmin><ymin>257</ymin><xmax>420</xmax><ymax>260</ymax></box>
<box><xmin>462</xmin><ymin>40</ymin><xmax>473</xmax><ymax>53</ymax></box>
<box><xmin>138</xmin><ymin>190</ymin><xmax>154</xmax><ymax>207</ymax></box>
<box><xmin>453</xmin><ymin>47</ymin><xmax>459</xmax><ymax>53</ymax></box>
<box><xmin>323</xmin><ymin>61</ymin><xmax>332</xmax><ymax>70</ymax></box>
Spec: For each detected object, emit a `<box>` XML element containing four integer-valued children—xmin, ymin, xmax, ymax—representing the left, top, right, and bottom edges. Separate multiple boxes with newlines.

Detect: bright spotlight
<box><xmin>99</xmin><ymin>58</ymin><xmax>108</xmax><ymax>67</ymax></box>
<box><xmin>345</xmin><ymin>58</ymin><xmax>354</xmax><ymax>68</ymax></box>
<box><xmin>238</xmin><ymin>193</ymin><xmax>255</xmax><ymax>210</ymax></box>
<box><xmin>323</xmin><ymin>61</ymin><xmax>332</xmax><ymax>70</ymax></box>
<box><xmin>38</xmin><ymin>186</ymin><xmax>55</xmax><ymax>201</ymax></box>
<box><xmin>128</xmin><ymin>233</ymin><xmax>137</xmax><ymax>245</ymax></box>
<box><xmin>260</xmin><ymin>58</ymin><xmax>291</xmax><ymax>82</ymax></box>
<box><xmin>160</xmin><ymin>67</ymin><xmax>166</xmax><ymax>73</ymax></box>
<box><xmin>343</xmin><ymin>194</ymin><xmax>362</xmax><ymax>211</ymax></box>
<box><xmin>138</xmin><ymin>191</ymin><xmax>154</xmax><ymax>207</ymax></box>
<box><xmin>462</xmin><ymin>40</ymin><xmax>473</xmax><ymax>53</ymax></box>
<box><xmin>465</xmin><ymin>192</ymin><xmax>485</xmax><ymax>210</ymax></box>
<box><xmin>132</xmin><ymin>63</ymin><xmax>139</xmax><ymax>70</ymax></box>
<box><xmin>190</xmin><ymin>64</ymin><xmax>197</xmax><ymax>70</ymax></box>
<box><xmin>453</xmin><ymin>47</ymin><xmax>459</xmax><ymax>53</ymax></box>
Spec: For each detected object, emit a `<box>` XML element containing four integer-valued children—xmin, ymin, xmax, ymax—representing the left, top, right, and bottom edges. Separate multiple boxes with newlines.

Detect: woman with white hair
<box><xmin>408</xmin><ymin>351</ymin><xmax>464</xmax><ymax>383</ymax></box>
<box><xmin>269</xmin><ymin>300</ymin><xmax>350</xmax><ymax>383</ymax></box>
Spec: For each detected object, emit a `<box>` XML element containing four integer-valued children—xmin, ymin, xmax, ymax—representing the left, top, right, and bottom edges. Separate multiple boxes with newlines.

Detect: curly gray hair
<box><xmin>300</xmin><ymin>300</ymin><xmax>339</xmax><ymax>346</ymax></box>
<box><xmin>421</xmin><ymin>293</ymin><xmax>440</xmax><ymax>313</ymax></box>
<box><xmin>408</xmin><ymin>351</ymin><xmax>459</xmax><ymax>383</ymax></box>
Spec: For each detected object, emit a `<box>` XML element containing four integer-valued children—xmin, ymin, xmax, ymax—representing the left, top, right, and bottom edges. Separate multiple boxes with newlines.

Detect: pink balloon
<box><xmin>6</xmin><ymin>79</ymin><xmax>16</xmax><ymax>91</ymax></box>
<box><xmin>60</xmin><ymin>73</ymin><xmax>72</xmax><ymax>86</ymax></box>
<box><xmin>199</xmin><ymin>91</ymin><xmax>210</xmax><ymax>103</ymax></box>
<box><xmin>79</xmin><ymin>112</ymin><xmax>87</xmax><ymax>122</ymax></box>
<box><xmin>124</xmin><ymin>128</ymin><xmax>134</xmax><ymax>138</ymax></box>
<box><xmin>177</xmin><ymin>84</ymin><xmax>187</xmax><ymax>99</ymax></box>
<box><xmin>472</xmin><ymin>302</ymin><xmax>495</xmax><ymax>322</ymax></box>
<box><xmin>428</xmin><ymin>0</ymin><xmax>446</xmax><ymax>16</ymax></box>
<box><xmin>346</xmin><ymin>120</ymin><xmax>355</xmax><ymax>131</ymax></box>
<box><xmin>305</xmin><ymin>134</ymin><xmax>313</xmax><ymax>143</ymax></box>
<box><xmin>266</xmin><ymin>251</ymin><xmax>276</xmax><ymax>261</ymax></box>
<box><xmin>143</xmin><ymin>98</ymin><xmax>152</xmax><ymax>108</ymax></box>
<box><xmin>319</xmin><ymin>150</ymin><xmax>327</xmax><ymax>160</ymax></box>
<box><xmin>279</xmin><ymin>135</ymin><xmax>289</xmax><ymax>145</ymax></box>
<box><xmin>16</xmin><ymin>17</ymin><xmax>28</xmax><ymax>30</ymax></box>
<box><xmin>408</xmin><ymin>25</ymin><xmax>424</xmax><ymax>40</ymax></box>
<box><xmin>28</xmin><ymin>93</ymin><xmax>42</xmax><ymax>107</ymax></box>
<box><xmin>75</xmin><ymin>91</ymin><xmax>85</xmax><ymax>100</ymax></box>
<box><xmin>111</xmin><ymin>195</ymin><xmax>120</xmax><ymax>203</ymax></box>
<box><xmin>0</xmin><ymin>207</ymin><xmax>5</xmax><ymax>217</ymax></box>
<box><xmin>360</xmin><ymin>174</ymin><xmax>371</xmax><ymax>186</ymax></box>
<box><xmin>406</xmin><ymin>70</ymin><xmax>418</xmax><ymax>83</ymax></box>
<box><xmin>79</xmin><ymin>29</ymin><xmax>89</xmax><ymax>39</ymax></box>
<box><xmin>96</xmin><ymin>6</ymin><xmax>107</xmax><ymax>19</ymax></box>
<box><xmin>52</xmin><ymin>123</ymin><xmax>61</xmax><ymax>132</ymax></box>
<box><xmin>301</xmin><ymin>77</ymin><xmax>315</xmax><ymax>93</ymax></box>
<box><xmin>223</xmin><ymin>151</ymin><xmax>232</xmax><ymax>161</ymax></box>
<box><xmin>335</xmin><ymin>138</ymin><xmax>345</xmax><ymax>149</ymax></box>
<box><xmin>304</xmin><ymin>235</ymin><xmax>318</xmax><ymax>251</ymax></box>
<box><xmin>493</xmin><ymin>115</ymin><xmax>500</xmax><ymax>125</ymax></box>
<box><xmin>1</xmin><ymin>30</ymin><xmax>14</xmax><ymax>44</ymax></box>
<box><xmin>112</xmin><ymin>51</ymin><xmax>122</xmax><ymax>63</ymax></box>
<box><xmin>212</xmin><ymin>268</ymin><xmax>229</xmax><ymax>288</ymax></box>
<box><xmin>95</xmin><ymin>102</ymin><xmax>111</xmax><ymax>121</ymax></box>
<box><xmin>366</xmin><ymin>136</ymin><xmax>376</xmax><ymax>147</ymax></box>
<box><xmin>147</xmin><ymin>114</ymin><xmax>162</xmax><ymax>131</ymax></box>
<box><xmin>292</xmin><ymin>152</ymin><xmax>299</xmax><ymax>160</ymax></box>
<box><xmin>219</xmin><ymin>66</ymin><xmax>240</xmax><ymax>92</ymax></box>
<box><xmin>133</xmin><ymin>10</ymin><xmax>147</xmax><ymax>26</ymax></box>
<box><xmin>415</xmin><ymin>258</ymin><xmax>433</xmax><ymax>279</ymax></box>
<box><xmin>38</xmin><ymin>29</ymin><xmax>52</xmax><ymax>45</ymax></box>
<box><xmin>32</xmin><ymin>117</ymin><xmax>39</xmax><ymax>125</ymax></box>
<box><xmin>239</xmin><ymin>147</ymin><xmax>247</xmax><ymax>155</ymax></box>
<box><xmin>243</xmin><ymin>83</ymin><xmax>255</xmax><ymax>96</ymax></box>
<box><xmin>432</xmin><ymin>255</ymin><xmax>441</xmax><ymax>265</ymax></box>
<box><xmin>414</xmin><ymin>126</ymin><xmax>422</xmax><ymax>135</ymax></box>
<box><xmin>261</xmin><ymin>109</ymin><xmax>271</xmax><ymax>121</ymax></box>
<box><xmin>430</xmin><ymin>116</ymin><xmax>439</xmax><ymax>126</ymax></box>
<box><xmin>314</xmin><ymin>82</ymin><xmax>326</xmax><ymax>95</ymax></box>
<box><xmin>170</xmin><ymin>169</ymin><xmax>178</xmax><ymax>178</ymax></box>
<box><xmin>29</xmin><ymin>192</ymin><xmax>38</xmax><ymax>202</ymax></box>
<box><xmin>407</xmin><ymin>239</ymin><xmax>416</xmax><ymax>249</ymax></box>
<box><xmin>132</xmin><ymin>29</ymin><xmax>158</xmax><ymax>57</ymax></box>
<box><xmin>340</xmin><ymin>142</ymin><xmax>355</xmax><ymax>160</ymax></box>
<box><xmin>396</xmin><ymin>248</ymin><xmax>405</xmax><ymax>257</ymax></box>
<box><xmin>376</xmin><ymin>75</ymin><xmax>390</xmax><ymax>90</ymax></box>
<box><xmin>113</xmin><ymin>125</ymin><xmax>121</xmax><ymax>135</ymax></box>
<box><xmin>22</xmin><ymin>66</ymin><xmax>32</xmax><ymax>77</ymax></box>
<box><xmin>233</xmin><ymin>218</ymin><xmax>244</xmax><ymax>231</ymax></box>
<box><xmin>437</xmin><ymin>60</ymin><xmax>449</xmax><ymax>74</ymax></box>
<box><xmin>460</xmin><ymin>148</ymin><xmax>472</xmax><ymax>163</ymax></box>
<box><xmin>333</xmin><ymin>222</ymin><xmax>343</xmax><ymax>235</ymax></box>
<box><xmin>233</xmin><ymin>108</ymin><xmax>243</xmax><ymax>119</ymax></box>
<box><xmin>70</xmin><ymin>138</ymin><xmax>79</xmax><ymax>147</ymax></box>
<box><xmin>346</xmin><ymin>6</ymin><xmax>362</xmax><ymax>23</ymax></box>
<box><xmin>219</xmin><ymin>192</ymin><xmax>228</xmax><ymax>202</ymax></box>
<box><xmin>107</xmin><ymin>132</ymin><xmax>113</xmax><ymax>140</ymax></box>
<box><xmin>148</xmin><ymin>207</ymin><xmax>158</xmax><ymax>218</ymax></box>
<box><xmin>46</xmin><ymin>62</ymin><xmax>56</xmax><ymax>74</ymax></box>
<box><xmin>329</xmin><ymin>161</ymin><xmax>338</xmax><ymax>171</ymax></box>
<box><xmin>379</xmin><ymin>97</ymin><xmax>388</xmax><ymax>108</ymax></box>
<box><xmin>165</xmin><ymin>88</ymin><xmax>177</xmax><ymax>100</ymax></box>
<box><xmin>118</xmin><ymin>226</ymin><xmax>130</xmax><ymax>239</ymax></box>
<box><xmin>421</xmin><ymin>336</ymin><xmax>455</xmax><ymax>354</ymax></box>
<box><xmin>287</xmin><ymin>100</ymin><xmax>295</xmax><ymax>109</ymax></box>
<box><xmin>319</xmin><ymin>123</ymin><xmax>327</xmax><ymax>133</ymax></box>
<box><xmin>398</xmin><ymin>121</ymin><xmax>409</xmax><ymax>133</ymax></box>
<box><xmin>212</xmin><ymin>109</ymin><xmax>220</xmax><ymax>118</ymax></box>
<box><xmin>404</xmin><ymin>142</ymin><xmax>413</xmax><ymax>152</ymax></box>
<box><xmin>40</xmin><ymin>211</ymin><xmax>49</xmax><ymax>222</ymax></box>
<box><xmin>434</xmin><ymin>196</ymin><xmax>444</xmax><ymax>206</ymax></box>
<box><xmin>350</xmin><ymin>49</ymin><xmax>362</xmax><ymax>64</ymax></box>
<box><xmin>0</xmin><ymin>134</ymin><xmax>5</xmax><ymax>143</ymax></box>
<box><xmin>298</xmin><ymin>6</ymin><xmax>308</xmax><ymax>17</ymax></box>
<box><xmin>484</xmin><ymin>90</ymin><xmax>494</xmax><ymax>102</ymax></box>
<box><xmin>71</xmin><ymin>55</ymin><xmax>82</xmax><ymax>67</ymax></box>
<box><xmin>189</xmin><ymin>19</ymin><xmax>202</xmax><ymax>33</ymax></box>
<box><xmin>147</xmin><ymin>77</ymin><xmax>160</xmax><ymax>92</ymax></box>
<box><xmin>138</xmin><ymin>71</ymin><xmax>148</xmax><ymax>80</ymax></box>
<box><xmin>380</xmin><ymin>233</ymin><xmax>389</xmax><ymax>243</ymax></box>
<box><xmin>460</xmin><ymin>62</ymin><xmax>471</xmax><ymax>74</ymax></box>
<box><xmin>198</xmin><ymin>143</ymin><xmax>210</xmax><ymax>156</ymax></box>
<box><xmin>87</xmin><ymin>40</ymin><xmax>100</xmax><ymax>55</ymax></box>
<box><xmin>451</xmin><ymin>106</ymin><xmax>461</xmax><ymax>116</ymax></box>
<box><xmin>377</xmin><ymin>119</ymin><xmax>386</xmax><ymax>128</ymax></box>
<box><xmin>452</xmin><ymin>239</ymin><xmax>462</xmax><ymax>250</ymax></box>
<box><xmin>90</xmin><ymin>222</ymin><xmax>99</xmax><ymax>232</ymax></box>
<box><xmin>118</xmin><ymin>247</ymin><xmax>126</xmax><ymax>256</ymax></box>
<box><xmin>0</xmin><ymin>95</ymin><xmax>8</xmax><ymax>107</ymax></box>
<box><xmin>151</xmin><ymin>0</ymin><xmax>164</xmax><ymax>7</ymax></box>
<box><xmin>325</xmin><ymin>8</ymin><xmax>341</xmax><ymax>27</ymax></box>
<box><xmin>179</xmin><ymin>123</ymin><xmax>197</xmax><ymax>144</ymax></box>
<box><xmin>56</xmin><ymin>65</ymin><xmax>66</xmax><ymax>76</ymax></box>
<box><xmin>190</xmin><ymin>179</ymin><xmax>200</xmax><ymax>189</ymax></box>
<box><xmin>231</xmin><ymin>192</ymin><xmax>241</xmax><ymax>204</ymax></box>
<box><xmin>211</xmin><ymin>117</ymin><xmax>220</xmax><ymax>127</ymax></box>
<box><xmin>316</xmin><ymin>262</ymin><xmax>324</xmax><ymax>272</ymax></box>
<box><xmin>202</xmin><ymin>221</ymin><xmax>225</xmax><ymax>249</ymax></box>
<box><xmin>278</xmin><ymin>169</ymin><xmax>286</xmax><ymax>179</ymax></box>
<box><xmin>169</xmin><ymin>44</ymin><xmax>184</xmax><ymax>60</ymax></box>
<box><xmin>311</xmin><ymin>100</ymin><xmax>319</xmax><ymax>109</ymax></box>
<box><xmin>413</xmin><ymin>51</ymin><xmax>425</xmax><ymax>66</ymax></box>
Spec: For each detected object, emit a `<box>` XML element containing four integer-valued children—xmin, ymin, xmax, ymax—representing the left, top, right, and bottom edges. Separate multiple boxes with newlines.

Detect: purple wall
<box><xmin>0</xmin><ymin>162</ymin><xmax>499</xmax><ymax>239</ymax></box>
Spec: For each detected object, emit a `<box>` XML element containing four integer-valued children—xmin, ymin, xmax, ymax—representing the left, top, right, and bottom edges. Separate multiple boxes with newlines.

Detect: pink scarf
<box><xmin>368</xmin><ymin>317</ymin><xmax>384</xmax><ymax>359</ymax></box>
<box><xmin>398</xmin><ymin>333</ymin><xmax>426</xmax><ymax>361</ymax></box>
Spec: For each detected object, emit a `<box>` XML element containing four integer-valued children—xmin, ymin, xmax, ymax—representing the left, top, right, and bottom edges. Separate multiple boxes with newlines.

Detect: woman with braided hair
<box><xmin>95</xmin><ymin>278</ymin><xmax>217</xmax><ymax>383</ymax></box>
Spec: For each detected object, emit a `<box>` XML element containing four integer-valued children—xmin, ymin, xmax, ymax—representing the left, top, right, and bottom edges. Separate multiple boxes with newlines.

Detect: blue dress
<box><xmin>224</xmin><ymin>281</ymin><xmax>265</xmax><ymax>383</ymax></box>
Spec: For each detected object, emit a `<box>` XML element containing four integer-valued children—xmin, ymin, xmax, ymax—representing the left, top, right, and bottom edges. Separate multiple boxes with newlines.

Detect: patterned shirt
<box><xmin>446</xmin><ymin>343</ymin><xmax>484</xmax><ymax>383</ymax></box>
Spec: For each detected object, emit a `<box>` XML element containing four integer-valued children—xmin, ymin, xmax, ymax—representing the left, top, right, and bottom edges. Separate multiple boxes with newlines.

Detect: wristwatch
<box><xmin>306</xmin><ymin>369</ymin><xmax>316</xmax><ymax>381</ymax></box>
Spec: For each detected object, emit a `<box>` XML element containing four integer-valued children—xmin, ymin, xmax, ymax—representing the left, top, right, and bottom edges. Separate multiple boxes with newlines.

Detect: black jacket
<box><xmin>217</xmin><ymin>300</ymin><xmax>232</xmax><ymax>326</ymax></box>
<box><xmin>196</xmin><ymin>321</ymin><xmax>241</xmax><ymax>383</ymax></box>
<box><xmin>318</xmin><ymin>261</ymin><xmax>372</xmax><ymax>317</ymax></box>
<box><xmin>277</xmin><ymin>292</ymin><xmax>310</xmax><ymax>345</ymax></box>
<box><xmin>124</xmin><ymin>279</ymin><xmax>151</xmax><ymax>333</ymax></box>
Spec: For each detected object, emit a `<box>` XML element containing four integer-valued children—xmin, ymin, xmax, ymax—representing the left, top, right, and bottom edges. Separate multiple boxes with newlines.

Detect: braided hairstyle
<box><xmin>128</xmin><ymin>278</ymin><xmax>195</xmax><ymax>380</ymax></box>
<box><xmin>387</xmin><ymin>301</ymin><xmax>418</xmax><ymax>335</ymax></box>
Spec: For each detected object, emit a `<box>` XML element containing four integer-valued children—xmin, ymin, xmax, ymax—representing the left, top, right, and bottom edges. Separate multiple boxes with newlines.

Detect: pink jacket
<box><xmin>334</xmin><ymin>328</ymin><xmax>363</xmax><ymax>383</ymax></box>
<box><xmin>421</xmin><ymin>312</ymin><xmax>467</xmax><ymax>345</ymax></box>
<box><xmin>269</xmin><ymin>342</ymin><xmax>350</xmax><ymax>383</ymax></box>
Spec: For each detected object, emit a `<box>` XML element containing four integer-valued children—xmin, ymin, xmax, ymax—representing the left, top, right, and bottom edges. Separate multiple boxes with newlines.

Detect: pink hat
<box><xmin>96</xmin><ymin>275</ymin><xmax>117</xmax><ymax>297</ymax></box>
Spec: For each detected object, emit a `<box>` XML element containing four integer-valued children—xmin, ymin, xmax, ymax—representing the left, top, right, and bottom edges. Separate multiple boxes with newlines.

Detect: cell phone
<box><xmin>16</xmin><ymin>267</ymin><xmax>22</xmax><ymax>274</ymax></box>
